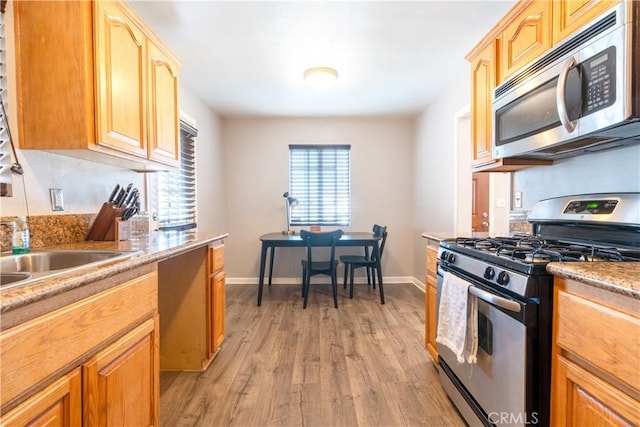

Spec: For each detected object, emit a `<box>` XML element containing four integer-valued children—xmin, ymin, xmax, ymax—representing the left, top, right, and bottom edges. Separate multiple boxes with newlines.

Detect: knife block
<box><xmin>86</xmin><ymin>203</ymin><xmax>124</xmax><ymax>241</ymax></box>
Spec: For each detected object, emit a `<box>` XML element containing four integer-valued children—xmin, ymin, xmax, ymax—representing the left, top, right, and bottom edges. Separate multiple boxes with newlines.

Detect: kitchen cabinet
<box><xmin>469</xmin><ymin>41</ymin><xmax>496</xmax><ymax>168</ymax></box>
<box><xmin>158</xmin><ymin>242</ymin><xmax>226</xmax><ymax>370</ymax></box>
<box><xmin>13</xmin><ymin>0</ymin><xmax>180</xmax><ymax>170</ymax></box>
<box><xmin>551</xmin><ymin>277</ymin><xmax>640</xmax><ymax>426</ymax></box>
<box><xmin>208</xmin><ymin>243</ymin><xmax>226</xmax><ymax>357</ymax></box>
<box><xmin>552</xmin><ymin>0</ymin><xmax>622</xmax><ymax>44</ymax></box>
<box><xmin>83</xmin><ymin>316</ymin><xmax>159</xmax><ymax>425</ymax></box>
<box><xmin>0</xmin><ymin>265</ymin><xmax>159</xmax><ymax>422</ymax></box>
<box><xmin>1</xmin><ymin>368</ymin><xmax>82</xmax><ymax>426</ymax></box>
<box><xmin>500</xmin><ymin>0</ymin><xmax>552</xmax><ymax>82</ymax></box>
<box><xmin>424</xmin><ymin>237</ymin><xmax>439</xmax><ymax>361</ymax></box>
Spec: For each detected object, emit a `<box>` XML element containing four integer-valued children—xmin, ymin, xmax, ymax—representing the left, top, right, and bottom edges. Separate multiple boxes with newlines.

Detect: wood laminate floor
<box><xmin>159</xmin><ymin>282</ymin><xmax>465</xmax><ymax>426</ymax></box>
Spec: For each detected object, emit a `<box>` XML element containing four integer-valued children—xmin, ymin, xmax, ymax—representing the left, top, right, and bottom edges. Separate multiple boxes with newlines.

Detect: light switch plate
<box><xmin>50</xmin><ymin>188</ymin><xmax>64</xmax><ymax>211</ymax></box>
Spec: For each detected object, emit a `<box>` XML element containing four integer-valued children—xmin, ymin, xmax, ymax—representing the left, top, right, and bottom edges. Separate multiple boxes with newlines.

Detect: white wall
<box><xmin>222</xmin><ymin>117</ymin><xmax>415</xmax><ymax>282</ymax></box>
<box><xmin>412</xmin><ymin>66</ymin><xmax>470</xmax><ymax>282</ymax></box>
<box><xmin>513</xmin><ymin>144</ymin><xmax>640</xmax><ymax>211</ymax></box>
<box><xmin>179</xmin><ymin>86</ymin><xmax>226</xmax><ymax>232</ymax></box>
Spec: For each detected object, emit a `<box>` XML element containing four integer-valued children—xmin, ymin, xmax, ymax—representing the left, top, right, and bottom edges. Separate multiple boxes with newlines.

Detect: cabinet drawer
<box><xmin>426</xmin><ymin>247</ymin><xmax>438</xmax><ymax>278</ymax></box>
<box><xmin>555</xmin><ymin>290</ymin><xmax>640</xmax><ymax>393</ymax></box>
<box><xmin>209</xmin><ymin>243</ymin><xmax>225</xmax><ymax>274</ymax></box>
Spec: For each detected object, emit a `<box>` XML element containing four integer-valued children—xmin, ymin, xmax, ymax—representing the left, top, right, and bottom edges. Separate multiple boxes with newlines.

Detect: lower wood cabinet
<box><xmin>1</xmin><ymin>368</ymin><xmax>82</xmax><ymax>426</ymax></box>
<box><xmin>0</xmin><ymin>266</ymin><xmax>159</xmax><ymax>424</ymax></box>
<box><xmin>551</xmin><ymin>277</ymin><xmax>640</xmax><ymax>426</ymax></box>
<box><xmin>424</xmin><ymin>237</ymin><xmax>439</xmax><ymax>361</ymax></box>
<box><xmin>158</xmin><ymin>241</ymin><xmax>226</xmax><ymax>370</ymax></box>
<box><xmin>83</xmin><ymin>316</ymin><xmax>159</xmax><ymax>426</ymax></box>
<box><xmin>208</xmin><ymin>243</ymin><xmax>226</xmax><ymax>358</ymax></box>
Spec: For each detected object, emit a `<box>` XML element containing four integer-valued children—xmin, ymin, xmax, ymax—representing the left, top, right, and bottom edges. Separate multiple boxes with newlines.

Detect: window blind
<box><xmin>157</xmin><ymin>120</ymin><xmax>197</xmax><ymax>230</ymax></box>
<box><xmin>289</xmin><ymin>144</ymin><xmax>351</xmax><ymax>226</ymax></box>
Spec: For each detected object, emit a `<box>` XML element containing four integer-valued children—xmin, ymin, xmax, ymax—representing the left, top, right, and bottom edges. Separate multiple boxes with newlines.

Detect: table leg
<box><xmin>268</xmin><ymin>247</ymin><xmax>275</xmax><ymax>286</ymax></box>
<box><xmin>258</xmin><ymin>243</ymin><xmax>268</xmax><ymax>306</ymax></box>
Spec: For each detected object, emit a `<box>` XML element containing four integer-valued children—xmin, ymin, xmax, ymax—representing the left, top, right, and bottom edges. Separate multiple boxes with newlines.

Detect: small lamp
<box><xmin>282</xmin><ymin>192</ymin><xmax>299</xmax><ymax>235</ymax></box>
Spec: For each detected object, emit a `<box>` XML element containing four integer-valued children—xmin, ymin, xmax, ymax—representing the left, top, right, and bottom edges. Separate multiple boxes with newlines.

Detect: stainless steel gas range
<box><xmin>436</xmin><ymin>193</ymin><xmax>640</xmax><ymax>427</ymax></box>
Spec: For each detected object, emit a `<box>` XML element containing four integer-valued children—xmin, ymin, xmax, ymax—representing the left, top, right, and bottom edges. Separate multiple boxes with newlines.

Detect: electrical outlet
<box><xmin>514</xmin><ymin>191</ymin><xmax>523</xmax><ymax>209</ymax></box>
<box><xmin>50</xmin><ymin>188</ymin><xmax>64</xmax><ymax>211</ymax></box>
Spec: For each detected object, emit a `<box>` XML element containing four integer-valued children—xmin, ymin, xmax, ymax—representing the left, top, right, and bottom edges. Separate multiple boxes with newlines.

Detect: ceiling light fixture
<box><xmin>303</xmin><ymin>67</ymin><xmax>338</xmax><ymax>90</ymax></box>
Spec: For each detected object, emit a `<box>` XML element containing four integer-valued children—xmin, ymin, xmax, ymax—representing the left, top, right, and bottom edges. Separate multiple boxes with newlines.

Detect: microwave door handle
<box><xmin>469</xmin><ymin>286</ymin><xmax>522</xmax><ymax>313</ymax></box>
<box><xmin>557</xmin><ymin>57</ymin><xmax>577</xmax><ymax>133</ymax></box>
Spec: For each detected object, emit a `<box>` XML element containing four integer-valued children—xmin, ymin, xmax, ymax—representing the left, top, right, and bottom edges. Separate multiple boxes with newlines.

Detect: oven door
<box><xmin>436</xmin><ymin>265</ymin><xmax>538</xmax><ymax>426</ymax></box>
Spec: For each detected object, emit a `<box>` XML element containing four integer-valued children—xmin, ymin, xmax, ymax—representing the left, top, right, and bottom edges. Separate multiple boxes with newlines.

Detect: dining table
<box><xmin>257</xmin><ymin>232</ymin><xmax>384</xmax><ymax>306</ymax></box>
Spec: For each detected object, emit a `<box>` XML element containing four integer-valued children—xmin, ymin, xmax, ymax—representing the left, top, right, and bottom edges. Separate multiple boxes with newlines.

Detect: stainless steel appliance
<box><xmin>436</xmin><ymin>193</ymin><xmax>640</xmax><ymax>427</ymax></box>
<box><xmin>493</xmin><ymin>2</ymin><xmax>640</xmax><ymax>160</ymax></box>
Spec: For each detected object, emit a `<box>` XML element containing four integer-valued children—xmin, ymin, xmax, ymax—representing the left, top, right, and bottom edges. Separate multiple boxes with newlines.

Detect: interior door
<box><xmin>472</xmin><ymin>172</ymin><xmax>490</xmax><ymax>233</ymax></box>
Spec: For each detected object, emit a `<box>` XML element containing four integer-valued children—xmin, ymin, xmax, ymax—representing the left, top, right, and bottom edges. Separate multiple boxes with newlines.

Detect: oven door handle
<box><xmin>469</xmin><ymin>286</ymin><xmax>522</xmax><ymax>313</ymax></box>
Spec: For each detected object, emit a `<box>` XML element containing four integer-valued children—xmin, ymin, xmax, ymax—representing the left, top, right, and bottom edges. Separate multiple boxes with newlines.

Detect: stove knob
<box><xmin>497</xmin><ymin>271</ymin><xmax>510</xmax><ymax>286</ymax></box>
<box><xmin>440</xmin><ymin>251</ymin><xmax>448</xmax><ymax>262</ymax></box>
<box><xmin>484</xmin><ymin>267</ymin><xmax>495</xmax><ymax>280</ymax></box>
<box><xmin>448</xmin><ymin>253</ymin><xmax>457</xmax><ymax>263</ymax></box>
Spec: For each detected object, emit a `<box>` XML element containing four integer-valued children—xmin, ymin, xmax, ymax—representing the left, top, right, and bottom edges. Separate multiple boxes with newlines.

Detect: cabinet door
<box><xmin>214</xmin><ymin>271</ymin><xmax>226</xmax><ymax>351</ymax></box>
<box><xmin>470</xmin><ymin>41</ymin><xmax>496</xmax><ymax>166</ymax></box>
<box><xmin>83</xmin><ymin>316</ymin><xmax>159</xmax><ymax>426</ymax></box>
<box><xmin>552</xmin><ymin>355</ymin><xmax>639</xmax><ymax>426</ymax></box>
<box><xmin>501</xmin><ymin>0</ymin><xmax>552</xmax><ymax>81</ymax></box>
<box><xmin>94</xmin><ymin>0</ymin><xmax>147</xmax><ymax>158</ymax></box>
<box><xmin>426</xmin><ymin>278</ymin><xmax>439</xmax><ymax>361</ymax></box>
<box><xmin>1</xmin><ymin>368</ymin><xmax>82</xmax><ymax>426</ymax></box>
<box><xmin>553</xmin><ymin>0</ymin><xmax>621</xmax><ymax>44</ymax></box>
<box><xmin>148</xmin><ymin>41</ymin><xmax>180</xmax><ymax>167</ymax></box>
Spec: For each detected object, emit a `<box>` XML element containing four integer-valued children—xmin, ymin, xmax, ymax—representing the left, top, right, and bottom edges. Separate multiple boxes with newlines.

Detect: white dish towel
<box><xmin>436</xmin><ymin>271</ymin><xmax>479</xmax><ymax>364</ymax></box>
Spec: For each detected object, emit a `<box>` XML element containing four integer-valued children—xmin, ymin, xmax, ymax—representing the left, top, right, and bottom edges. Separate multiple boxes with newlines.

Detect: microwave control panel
<box><xmin>581</xmin><ymin>46</ymin><xmax>616</xmax><ymax>116</ymax></box>
<box><xmin>563</xmin><ymin>199</ymin><xmax>618</xmax><ymax>215</ymax></box>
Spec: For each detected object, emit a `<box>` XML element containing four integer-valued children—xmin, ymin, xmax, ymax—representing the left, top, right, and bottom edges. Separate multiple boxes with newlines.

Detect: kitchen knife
<box><xmin>124</xmin><ymin>187</ymin><xmax>138</xmax><ymax>208</ymax></box>
<box><xmin>121</xmin><ymin>183</ymin><xmax>133</xmax><ymax>206</ymax></box>
<box><xmin>114</xmin><ymin>188</ymin><xmax>127</xmax><ymax>207</ymax></box>
<box><xmin>107</xmin><ymin>184</ymin><xmax>120</xmax><ymax>204</ymax></box>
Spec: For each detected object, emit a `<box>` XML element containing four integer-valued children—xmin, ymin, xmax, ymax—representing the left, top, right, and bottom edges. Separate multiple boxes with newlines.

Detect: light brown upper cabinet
<box><xmin>13</xmin><ymin>0</ymin><xmax>180</xmax><ymax>170</ymax></box>
<box><xmin>500</xmin><ymin>1</ymin><xmax>552</xmax><ymax>82</ymax></box>
<box><xmin>469</xmin><ymin>41</ymin><xmax>497</xmax><ymax>167</ymax></box>
<box><xmin>552</xmin><ymin>0</ymin><xmax>622</xmax><ymax>44</ymax></box>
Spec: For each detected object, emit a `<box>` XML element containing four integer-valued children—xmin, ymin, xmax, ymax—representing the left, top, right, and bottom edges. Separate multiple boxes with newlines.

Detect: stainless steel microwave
<box><xmin>493</xmin><ymin>2</ymin><xmax>639</xmax><ymax>160</ymax></box>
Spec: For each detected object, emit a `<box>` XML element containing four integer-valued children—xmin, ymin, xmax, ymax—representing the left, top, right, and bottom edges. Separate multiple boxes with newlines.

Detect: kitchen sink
<box><xmin>0</xmin><ymin>249</ymin><xmax>139</xmax><ymax>289</ymax></box>
<box><xmin>0</xmin><ymin>272</ymin><xmax>32</xmax><ymax>287</ymax></box>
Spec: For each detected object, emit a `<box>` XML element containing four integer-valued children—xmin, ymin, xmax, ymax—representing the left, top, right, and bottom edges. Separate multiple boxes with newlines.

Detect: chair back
<box><xmin>372</xmin><ymin>224</ymin><xmax>388</xmax><ymax>261</ymax></box>
<box><xmin>300</xmin><ymin>229</ymin><xmax>343</xmax><ymax>270</ymax></box>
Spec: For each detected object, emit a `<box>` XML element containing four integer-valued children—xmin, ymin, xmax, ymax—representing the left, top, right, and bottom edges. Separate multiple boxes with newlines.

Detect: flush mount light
<box><xmin>303</xmin><ymin>67</ymin><xmax>338</xmax><ymax>90</ymax></box>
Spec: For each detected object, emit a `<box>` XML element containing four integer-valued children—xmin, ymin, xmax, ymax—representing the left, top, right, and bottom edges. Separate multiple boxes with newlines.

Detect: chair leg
<box><xmin>349</xmin><ymin>265</ymin><xmax>355</xmax><ymax>299</ymax></box>
<box><xmin>303</xmin><ymin>274</ymin><xmax>310</xmax><ymax>308</ymax></box>
<box><xmin>302</xmin><ymin>268</ymin><xmax>306</xmax><ymax>297</ymax></box>
<box><xmin>370</xmin><ymin>266</ymin><xmax>376</xmax><ymax>289</ymax></box>
<box><xmin>366</xmin><ymin>265</ymin><xmax>371</xmax><ymax>286</ymax></box>
<box><xmin>343</xmin><ymin>263</ymin><xmax>349</xmax><ymax>289</ymax></box>
<box><xmin>331</xmin><ymin>270</ymin><xmax>338</xmax><ymax>308</ymax></box>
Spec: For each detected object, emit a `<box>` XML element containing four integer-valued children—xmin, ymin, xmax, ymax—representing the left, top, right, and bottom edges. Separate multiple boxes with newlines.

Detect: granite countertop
<box><xmin>421</xmin><ymin>232</ymin><xmax>451</xmax><ymax>241</ymax></box>
<box><xmin>0</xmin><ymin>230</ymin><xmax>228</xmax><ymax>314</ymax></box>
<box><xmin>547</xmin><ymin>262</ymin><xmax>640</xmax><ymax>300</ymax></box>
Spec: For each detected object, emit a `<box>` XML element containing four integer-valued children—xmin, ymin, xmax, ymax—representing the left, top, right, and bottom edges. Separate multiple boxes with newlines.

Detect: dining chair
<box><xmin>340</xmin><ymin>224</ymin><xmax>387</xmax><ymax>299</ymax></box>
<box><xmin>300</xmin><ymin>229</ymin><xmax>343</xmax><ymax>309</ymax></box>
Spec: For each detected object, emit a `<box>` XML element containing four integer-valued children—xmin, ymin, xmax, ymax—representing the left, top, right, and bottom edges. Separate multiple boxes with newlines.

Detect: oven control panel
<box><xmin>563</xmin><ymin>199</ymin><xmax>618</xmax><ymax>215</ymax></box>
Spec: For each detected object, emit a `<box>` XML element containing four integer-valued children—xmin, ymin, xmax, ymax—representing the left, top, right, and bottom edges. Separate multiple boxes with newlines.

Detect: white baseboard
<box><xmin>227</xmin><ymin>276</ymin><xmax>426</xmax><ymax>293</ymax></box>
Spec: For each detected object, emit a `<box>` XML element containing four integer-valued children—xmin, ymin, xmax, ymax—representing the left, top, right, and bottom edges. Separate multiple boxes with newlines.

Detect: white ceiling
<box><xmin>130</xmin><ymin>1</ymin><xmax>516</xmax><ymax>118</ymax></box>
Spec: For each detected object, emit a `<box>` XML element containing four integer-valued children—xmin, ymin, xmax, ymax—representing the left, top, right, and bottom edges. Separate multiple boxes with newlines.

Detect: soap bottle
<box><xmin>11</xmin><ymin>215</ymin><xmax>30</xmax><ymax>254</ymax></box>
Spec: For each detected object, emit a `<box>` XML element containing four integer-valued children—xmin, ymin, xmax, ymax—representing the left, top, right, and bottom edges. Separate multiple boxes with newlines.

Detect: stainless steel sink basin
<box><xmin>0</xmin><ymin>249</ymin><xmax>138</xmax><ymax>289</ymax></box>
<box><xmin>0</xmin><ymin>272</ymin><xmax>32</xmax><ymax>286</ymax></box>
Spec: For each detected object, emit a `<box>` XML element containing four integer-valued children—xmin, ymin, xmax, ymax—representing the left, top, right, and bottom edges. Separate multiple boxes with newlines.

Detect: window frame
<box><xmin>288</xmin><ymin>144</ymin><xmax>351</xmax><ymax>227</ymax></box>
